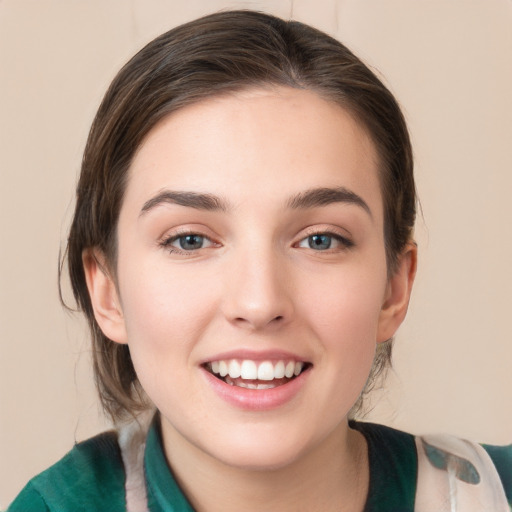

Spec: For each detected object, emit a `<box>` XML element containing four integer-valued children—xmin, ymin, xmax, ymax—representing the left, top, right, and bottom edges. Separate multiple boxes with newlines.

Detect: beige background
<box><xmin>1</xmin><ymin>0</ymin><xmax>511</xmax><ymax>507</ymax></box>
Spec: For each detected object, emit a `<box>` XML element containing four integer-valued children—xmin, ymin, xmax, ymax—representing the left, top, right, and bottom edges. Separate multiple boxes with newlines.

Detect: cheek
<box><xmin>299</xmin><ymin>260</ymin><xmax>388</xmax><ymax>389</ymax></box>
<box><xmin>115</xmin><ymin>264</ymin><xmax>219</xmax><ymax>417</ymax></box>
<box><xmin>301</xmin><ymin>263</ymin><xmax>387</xmax><ymax>341</ymax></box>
<box><xmin>115</xmin><ymin>257</ymin><xmax>218</xmax><ymax>373</ymax></box>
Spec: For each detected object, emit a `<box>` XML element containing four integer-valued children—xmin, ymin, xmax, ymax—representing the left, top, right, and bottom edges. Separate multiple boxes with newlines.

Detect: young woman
<box><xmin>8</xmin><ymin>10</ymin><xmax>511</xmax><ymax>512</ymax></box>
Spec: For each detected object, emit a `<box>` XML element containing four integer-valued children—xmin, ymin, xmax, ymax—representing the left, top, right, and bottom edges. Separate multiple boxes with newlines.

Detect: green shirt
<box><xmin>8</xmin><ymin>421</ymin><xmax>512</xmax><ymax>511</ymax></box>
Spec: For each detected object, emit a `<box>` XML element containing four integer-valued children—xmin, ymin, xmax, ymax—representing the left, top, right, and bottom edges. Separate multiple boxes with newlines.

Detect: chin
<box><xmin>212</xmin><ymin>441</ymin><xmax>309</xmax><ymax>472</ymax></box>
<box><xmin>196</xmin><ymin>422</ymin><xmax>331</xmax><ymax>472</ymax></box>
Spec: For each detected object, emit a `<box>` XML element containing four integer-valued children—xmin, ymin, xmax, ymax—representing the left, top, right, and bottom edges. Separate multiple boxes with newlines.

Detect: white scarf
<box><xmin>415</xmin><ymin>434</ymin><xmax>509</xmax><ymax>511</ymax></box>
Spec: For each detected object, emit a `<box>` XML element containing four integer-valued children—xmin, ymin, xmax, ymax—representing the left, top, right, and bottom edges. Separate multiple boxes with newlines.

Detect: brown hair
<box><xmin>65</xmin><ymin>10</ymin><xmax>415</xmax><ymax>421</ymax></box>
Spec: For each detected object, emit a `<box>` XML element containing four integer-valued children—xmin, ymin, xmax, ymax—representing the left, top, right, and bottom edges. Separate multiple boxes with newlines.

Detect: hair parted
<box><xmin>64</xmin><ymin>9</ymin><xmax>416</xmax><ymax>421</ymax></box>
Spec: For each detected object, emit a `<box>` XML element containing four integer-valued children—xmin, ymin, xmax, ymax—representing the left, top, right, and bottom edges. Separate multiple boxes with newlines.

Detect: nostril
<box><xmin>234</xmin><ymin>315</ymin><xmax>283</xmax><ymax>322</ymax></box>
<box><xmin>231</xmin><ymin>313</ymin><xmax>287</xmax><ymax>329</ymax></box>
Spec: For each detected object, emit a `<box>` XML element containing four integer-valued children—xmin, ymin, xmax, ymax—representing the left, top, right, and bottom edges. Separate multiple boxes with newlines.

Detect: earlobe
<box><xmin>82</xmin><ymin>248</ymin><xmax>128</xmax><ymax>344</ymax></box>
<box><xmin>377</xmin><ymin>242</ymin><xmax>417</xmax><ymax>343</ymax></box>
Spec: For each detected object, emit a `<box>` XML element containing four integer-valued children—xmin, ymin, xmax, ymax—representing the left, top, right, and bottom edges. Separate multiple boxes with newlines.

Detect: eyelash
<box><xmin>296</xmin><ymin>229</ymin><xmax>354</xmax><ymax>252</ymax></box>
<box><xmin>159</xmin><ymin>229</ymin><xmax>217</xmax><ymax>255</ymax></box>
<box><xmin>159</xmin><ymin>228</ymin><xmax>354</xmax><ymax>255</ymax></box>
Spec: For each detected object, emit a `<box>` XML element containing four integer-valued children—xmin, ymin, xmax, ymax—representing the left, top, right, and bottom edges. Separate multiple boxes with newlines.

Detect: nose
<box><xmin>221</xmin><ymin>246</ymin><xmax>294</xmax><ymax>331</ymax></box>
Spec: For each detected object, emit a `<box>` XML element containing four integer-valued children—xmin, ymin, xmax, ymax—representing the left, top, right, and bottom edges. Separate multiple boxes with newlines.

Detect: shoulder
<box><xmin>7</xmin><ymin>431</ymin><xmax>126</xmax><ymax>512</ymax></box>
<box><xmin>482</xmin><ymin>442</ymin><xmax>512</xmax><ymax>504</ymax></box>
<box><xmin>351</xmin><ymin>421</ymin><xmax>418</xmax><ymax>511</ymax></box>
<box><xmin>351</xmin><ymin>420</ymin><xmax>418</xmax><ymax>473</ymax></box>
<box><xmin>352</xmin><ymin>421</ymin><xmax>512</xmax><ymax>510</ymax></box>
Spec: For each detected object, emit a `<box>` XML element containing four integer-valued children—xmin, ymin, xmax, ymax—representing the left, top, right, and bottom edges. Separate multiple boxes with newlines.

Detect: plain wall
<box><xmin>1</xmin><ymin>0</ymin><xmax>511</xmax><ymax>506</ymax></box>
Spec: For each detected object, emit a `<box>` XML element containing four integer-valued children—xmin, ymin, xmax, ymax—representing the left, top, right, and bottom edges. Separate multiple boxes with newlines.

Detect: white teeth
<box><xmin>274</xmin><ymin>361</ymin><xmax>285</xmax><ymax>379</ymax></box>
<box><xmin>218</xmin><ymin>360</ymin><xmax>228</xmax><ymax>377</ymax></box>
<box><xmin>240</xmin><ymin>360</ymin><xmax>258</xmax><ymax>380</ymax></box>
<box><xmin>257</xmin><ymin>361</ymin><xmax>274</xmax><ymax>381</ymax></box>
<box><xmin>257</xmin><ymin>383</ymin><xmax>276</xmax><ymax>389</ymax></box>
<box><xmin>209</xmin><ymin>358</ymin><xmax>307</xmax><ymax>382</ymax></box>
<box><xmin>284</xmin><ymin>361</ymin><xmax>295</xmax><ymax>378</ymax></box>
<box><xmin>228</xmin><ymin>360</ymin><xmax>241</xmax><ymax>378</ymax></box>
<box><xmin>223</xmin><ymin>376</ymin><xmax>273</xmax><ymax>387</ymax></box>
<box><xmin>232</xmin><ymin>379</ymin><xmax>277</xmax><ymax>390</ymax></box>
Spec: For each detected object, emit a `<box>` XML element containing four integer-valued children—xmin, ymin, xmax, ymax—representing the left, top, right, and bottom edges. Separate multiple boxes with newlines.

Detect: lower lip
<box><xmin>201</xmin><ymin>367</ymin><xmax>310</xmax><ymax>411</ymax></box>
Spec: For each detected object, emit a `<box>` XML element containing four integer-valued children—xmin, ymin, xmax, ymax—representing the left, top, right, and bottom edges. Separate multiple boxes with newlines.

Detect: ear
<box><xmin>377</xmin><ymin>242</ymin><xmax>417</xmax><ymax>343</ymax></box>
<box><xmin>82</xmin><ymin>248</ymin><xmax>128</xmax><ymax>344</ymax></box>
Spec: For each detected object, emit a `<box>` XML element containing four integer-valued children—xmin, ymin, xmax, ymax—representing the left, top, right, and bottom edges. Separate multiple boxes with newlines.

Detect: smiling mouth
<box><xmin>204</xmin><ymin>359</ymin><xmax>312</xmax><ymax>389</ymax></box>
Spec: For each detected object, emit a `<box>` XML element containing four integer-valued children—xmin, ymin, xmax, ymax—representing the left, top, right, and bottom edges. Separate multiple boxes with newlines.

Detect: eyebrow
<box><xmin>140</xmin><ymin>190</ymin><xmax>230</xmax><ymax>216</ymax></box>
<box><xmin>287</xmin><ymin>187</ymin><xmax>372</xmax><ymax>217</ymax></box>
<box><xmin>139</xmin><ymin>186</ymin><xmax>371</xmax><ymax>217</ymax></box>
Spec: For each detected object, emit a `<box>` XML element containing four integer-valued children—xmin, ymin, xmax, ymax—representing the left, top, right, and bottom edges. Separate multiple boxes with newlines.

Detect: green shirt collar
<box><xmin>144</xmin><ymin>417</ymin><xmax>195</xmax><ymax>512</ymax></box>
<box><xmin>144</xmin><ymin>417</ymin><xmax>417</xmax><ymax>512</ymax></box>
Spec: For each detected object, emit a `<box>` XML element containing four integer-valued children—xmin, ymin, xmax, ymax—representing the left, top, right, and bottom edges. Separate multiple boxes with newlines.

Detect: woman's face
<box><xmin>91</xmin><ymin>87</ymin><xmax>410</xmax><ymax>470</ymax></box>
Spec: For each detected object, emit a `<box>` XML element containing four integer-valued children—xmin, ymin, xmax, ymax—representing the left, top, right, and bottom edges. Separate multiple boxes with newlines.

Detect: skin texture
<box><xmin>84</xmin><ymin>87</ymin><xmax>416</xmax><ymax>511</ymax></box>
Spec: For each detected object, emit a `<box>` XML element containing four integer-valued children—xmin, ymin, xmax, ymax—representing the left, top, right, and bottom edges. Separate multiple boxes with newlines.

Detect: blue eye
<box><xmin>176</xmin><ymin>234</ymin><xmax>205</xmax><ymax>250</ymax></box>
<box><xmin>297</xmin><ymin>232</ymin><xmax>353</xmax><ymax>251</ymax></box>
<box><xmin>161</xmin><ymin>232</ymin><xmax>215</xmax><ymax>253</ymax></box>
<box><xmin>308</xmin><ymin>234</ymin><xmax>332</xmax><ymax>250</ymax></box>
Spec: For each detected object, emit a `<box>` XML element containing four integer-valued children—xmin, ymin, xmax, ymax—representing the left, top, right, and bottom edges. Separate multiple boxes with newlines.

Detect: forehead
<box><xmin>124</xmin><ymin>86</ymin><xmax>382</xmax><ymax>219</ymax></box>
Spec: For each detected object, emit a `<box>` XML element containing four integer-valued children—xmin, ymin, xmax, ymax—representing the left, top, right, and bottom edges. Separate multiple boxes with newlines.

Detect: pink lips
<box><xmin>200</xmin><ymin>348</ymin><xmax>309</xmax><ymax>364</ymax></box>
<box><xmin>200</xmin><ymin>350</ymin><xmax>312</xmax><ymax>411</ymax></box>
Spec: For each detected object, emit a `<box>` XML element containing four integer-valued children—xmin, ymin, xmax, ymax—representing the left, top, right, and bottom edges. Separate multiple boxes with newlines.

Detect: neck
<box><xmin>161</xmin><ymin>419</ymin><xmax>369</xmax><ymax>512</ymax></box>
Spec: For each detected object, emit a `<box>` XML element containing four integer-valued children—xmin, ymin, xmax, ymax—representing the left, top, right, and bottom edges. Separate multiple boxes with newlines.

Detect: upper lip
<box><xmin>200</xmin><ymin>349</ymin><xmax>312</xmax><ymax>365</ymax></box>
